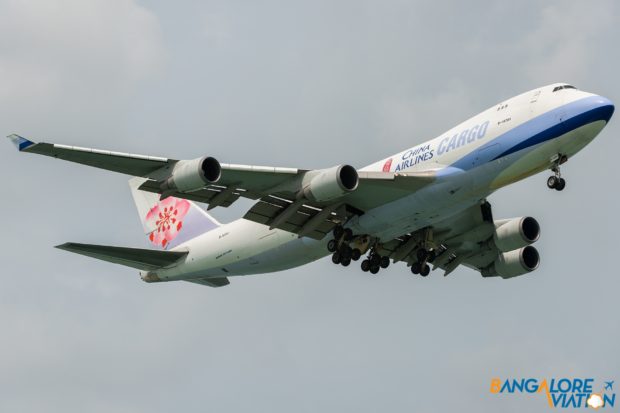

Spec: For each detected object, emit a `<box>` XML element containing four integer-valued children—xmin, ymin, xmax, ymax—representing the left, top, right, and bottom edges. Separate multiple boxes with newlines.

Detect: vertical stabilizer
<box><xmin>129</xmin><ymin>178</ymin><xmax>220</xmax><ymax>250</ymax></box>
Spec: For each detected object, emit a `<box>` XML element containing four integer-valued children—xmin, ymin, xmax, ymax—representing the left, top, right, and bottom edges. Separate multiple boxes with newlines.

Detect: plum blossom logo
<box><xmin>382</xmin><ymin>158</ymin><xmax>393</xmax><ymax>172</ymax></box>
<box><xmin>146</xmin><ymin>197</ymin><xmax>190</xmax><ymax>248</ymax></box>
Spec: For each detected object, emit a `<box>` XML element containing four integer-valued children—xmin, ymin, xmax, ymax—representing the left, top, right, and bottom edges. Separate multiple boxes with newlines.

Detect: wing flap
<box><xmin>243</xmin><ymin>197</ymin><xmax>351</xmax><ymax>240</ymax></box>
<box><xmin>55</xmin><ymin>242</ymin><xmax>188</xmax><ymax>271</ymax></box>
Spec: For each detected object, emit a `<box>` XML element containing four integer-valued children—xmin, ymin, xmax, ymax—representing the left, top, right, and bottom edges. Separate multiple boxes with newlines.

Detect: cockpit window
<box><xmin>553</xmin><ymin>84</ymin><xmax>577</xmax><ymax>92</ymax></box>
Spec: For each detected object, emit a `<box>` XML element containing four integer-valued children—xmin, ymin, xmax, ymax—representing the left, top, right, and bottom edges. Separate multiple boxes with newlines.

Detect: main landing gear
<box><xmin>328</xmin><ymin>225</ymin><xmax>390</xmax><ymax>274</ymax></box>
<box><xmin>360</xmin><ymin>250</ymin><xmax>390</xmax><ymax>275</ymax></box>
<box><xmin>328</xmin><ymin>225</ymin><xmax>438</xmax><ymax>279</ymax></box>
<box><xmin>547</xmin><ymin>154</ymin><xmax>567</xmax><ymax>191</ymax></box>
<box><xmin>410</xmin><ymin>247</ymin><xmax>435</xmax><ymax>277</ymax></box>
<box><xmin>329</xmin><ymin>226</ymin><xmax>363</xmax><ymax>268</ymax></box>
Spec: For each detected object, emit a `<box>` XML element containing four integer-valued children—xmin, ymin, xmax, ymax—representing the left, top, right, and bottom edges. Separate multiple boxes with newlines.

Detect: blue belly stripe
<box><xmin>451</xmin><ymin>96</ymin><xmax>614</xmax><ymax>171</ymax></box>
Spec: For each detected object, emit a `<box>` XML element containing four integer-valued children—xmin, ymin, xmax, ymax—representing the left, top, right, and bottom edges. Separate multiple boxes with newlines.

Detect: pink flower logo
<box><xmin>145</xmin><ymin>197</ymin><xmax>190</xmax><ymax>248</ymax></box>
<box><xmin>382</xmin><ymin>158</ymin><xmax>393</xmax><ymax>172</ymax></box>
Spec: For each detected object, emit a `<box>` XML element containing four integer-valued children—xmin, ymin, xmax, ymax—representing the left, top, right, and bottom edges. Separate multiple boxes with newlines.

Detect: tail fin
<box><xmin>129</xmin><ymin>177</ymin><xmax>220</xmax><ymax>250</ymax></box>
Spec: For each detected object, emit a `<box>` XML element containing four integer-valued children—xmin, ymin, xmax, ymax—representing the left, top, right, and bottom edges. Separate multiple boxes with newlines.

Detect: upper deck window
<box><xmin>553</xmin><ymin>84</ymin><xmax>577</xmax><ymax>92</ymax></box>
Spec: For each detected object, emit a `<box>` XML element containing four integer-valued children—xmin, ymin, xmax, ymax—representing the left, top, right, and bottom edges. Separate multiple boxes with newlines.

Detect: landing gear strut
<box><xmin>547</xmin><ymin>154</ymin><xmax>567</xmax><ymax>191</ymax></box>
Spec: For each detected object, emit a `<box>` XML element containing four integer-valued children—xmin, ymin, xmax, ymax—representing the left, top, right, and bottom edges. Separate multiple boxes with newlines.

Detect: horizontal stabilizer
<box><xmin>55</xmin><ymin>242</ymin><xmax>188</xmax><ymax>271</ymax></box>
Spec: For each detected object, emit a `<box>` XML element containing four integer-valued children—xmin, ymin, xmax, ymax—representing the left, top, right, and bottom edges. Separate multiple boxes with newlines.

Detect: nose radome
<box><xmin>595</xmin><ymin>95</ymin><xmax>614</xmax><ymax>123</ymax></box>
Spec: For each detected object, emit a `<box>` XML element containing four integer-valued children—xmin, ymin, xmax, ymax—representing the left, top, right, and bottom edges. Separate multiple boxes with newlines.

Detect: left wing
<box><xmin>9</xmin><ymin>135</ymin><xmax>435</xmax><ymax>239</ymax></box>
<box><xmin>376</xmin><ymin>202</ymin><xmax>494</xmax><ymax>275</ymax></box>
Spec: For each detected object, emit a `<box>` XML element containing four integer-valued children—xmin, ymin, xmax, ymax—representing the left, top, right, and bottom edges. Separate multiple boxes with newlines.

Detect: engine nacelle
<box><xmin>493</xmin><ymin>216</ymin><xmax>540</xmax><ymax>252</ymax></box>
<box><xmin>303</xmin><ymin>164</ymin><xmax>359</xmax><ymax>202</ymax></box>
<box><xmin>162</xmin><ymin>156</ymin><xmax>221</xmax><ymax>192</ymax></box>
<box><xmin>484</xmin><ymin>245</ymin><xmax>540</xmax><ymax>279</ymax></box>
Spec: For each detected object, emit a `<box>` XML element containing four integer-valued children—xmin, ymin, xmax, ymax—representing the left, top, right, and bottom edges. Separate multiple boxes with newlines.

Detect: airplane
<box><xmin>7</xmin><ymin>83</ymin><xmax>614</xmax><ymax>288</ymax></box>
<box><xmin>605</xmin><ymin>381</ymin><xmax>614</xmax><ymax>391</ymax></box>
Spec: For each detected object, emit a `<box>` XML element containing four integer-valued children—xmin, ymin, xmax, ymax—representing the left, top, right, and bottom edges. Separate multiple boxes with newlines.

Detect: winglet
<box><xmin>7</xmin><ymin>134</ymin><xmax>36</xmax><ymax>151</ymax></box>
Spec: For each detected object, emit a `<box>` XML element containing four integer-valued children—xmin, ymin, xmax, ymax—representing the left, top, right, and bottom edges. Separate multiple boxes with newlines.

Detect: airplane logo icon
<box><xmin>604</xmin><ymin>381</ymin><xmax>614</xmax><ymax>391</ymax></box>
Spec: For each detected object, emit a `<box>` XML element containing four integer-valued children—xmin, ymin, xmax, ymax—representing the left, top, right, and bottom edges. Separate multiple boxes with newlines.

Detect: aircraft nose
<box><xmin>594</xmin><ymin>95</ymin><xmax>614</xmax><ymax>123</ymax></box>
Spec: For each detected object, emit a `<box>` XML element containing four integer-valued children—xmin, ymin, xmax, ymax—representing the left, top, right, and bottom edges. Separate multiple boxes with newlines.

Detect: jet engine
<box><xmin>161</xmin><ymin>156</ymin><xmax>221</xmax><ymax>193</ymax></box>
<box><xmin>493</xmin><ymin>217</ymin><xmax>540</xmax><ymax>252</ymax></box>
<box><xmin>303</xmin><ymin>164</ymin><xmax>359</xmax><ymax>202</ymax></box>
<box><xmin>484</xmin><ymin>245</ymin><xmax>540</xmax><ymax>279</ymax></box>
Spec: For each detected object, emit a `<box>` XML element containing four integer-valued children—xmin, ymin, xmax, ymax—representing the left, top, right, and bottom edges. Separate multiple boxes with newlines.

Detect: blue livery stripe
<box><xmin>451</xmin><ymin>96</ymin><xmax>614</xmax><ymax>171</ymax></box>
<box><xmin>7</xmin><ymin>134</ymin><xmax>36</xmax><ymax>151</ymax></box>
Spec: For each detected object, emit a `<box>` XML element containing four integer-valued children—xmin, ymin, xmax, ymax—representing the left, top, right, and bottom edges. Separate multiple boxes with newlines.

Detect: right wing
<box><xmin>378</xmin><ymin>201</ymin><xmax>498</xmax><ymax>277</ymax></box>
<box><xmin>378</xmin><ymin>200</ymin><xmax>539</xmax><ymax>279</ymax></box>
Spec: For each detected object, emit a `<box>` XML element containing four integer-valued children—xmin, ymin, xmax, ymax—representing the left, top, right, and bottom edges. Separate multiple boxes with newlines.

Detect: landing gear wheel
<box><xmin>416</xmin><ymin>248</ymin><xmax>428</xmax><ymax>262</ymax></box>
<box><xmin>331</xmin><ymin>252</ymin><xmax>341</xmax><ymax>264</ymax></box>
<box><xmin>547</xmin><ymin>176</ymin><xmax>558</xmax><ymax>189</ymax></box>
<box><xmin>340</xmin><ymin>245</ymin><xmax>352</xmax><ymax>260</ymax></box>
<box><xmin>427</xmin><ymin>250</ymin><xmax>436</xmax><ymax>263</ymax></box>
<box><xmin>411</xmin><ymin>262</ymin><xmax>421</xmax><ymax>274</ymax></box>
<box><xmin>341</xmin><ymin>256</ymin><xmax>351</xmax><ymax>267</ymax></box>
<box><xmin>351</xmin><ymin>248</ymin><xmax>361</xmax><ymax>261</ymax></box>
<box><xmin>361</xmin><ymin>259</ymin><xmax>370</xmax><ymax>272</ymax></box>
<box><xmin>370</xmin><ymin>255</ymin><xmax>381</xmax><ymax>267</ymax></box>
<box><xmin>420</xmin><ymin>264</ymin><xmax>431</xmax><ymax>277</ymax></box>
<box><xmin>555</xmin><ymin>178</ymin><xmax>566</xmax><ymax>191</ymax></box>
<box><xmin>327</xmin><ymin>239</ymin><xmax>337</xmax><ymax>252</ymax></box>
<box><xmin>369</xmin><ymin>265</ymin><xmax>380</xmax><ymax>274</ymax></box>
<box><xmin>380</xmin><ymin>256</ymin><xmax>390</xmax><ymax>269</ymax></box>
<box><xmin>333</xmin><ymin>226</ymin><xmax>344</xmax><ymax>239</ymax></box>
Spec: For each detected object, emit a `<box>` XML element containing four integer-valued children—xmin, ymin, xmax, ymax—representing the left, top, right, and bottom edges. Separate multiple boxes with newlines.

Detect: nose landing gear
<box><xmin>547</xmin><ymin>154</ymin><xmax>567</xmax><ymax>191</ymax></box>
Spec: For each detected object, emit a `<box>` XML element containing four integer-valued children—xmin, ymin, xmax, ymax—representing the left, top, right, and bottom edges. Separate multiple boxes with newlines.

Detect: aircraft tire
<box><xmin>332</xmin><ymin>252</ymin><xmax>341</xmax><ymax>264</ymax></box>
<box><xmin>370</xmin><ymin>255</ymin><xmax>381</xmax><ymax>267</ymax></box>
<box><xmin>427</xmin><ymin>250</ymin><xmax>436</xmax><ymax>263</ymax></box>
<box><xmin>556</xmin><ymin>178</ymin><xmax>566</xmax><ymax>191</ymax></box>
<box><xmin>361</xmin><ymin>259</ymin><xmax>370</xmax><ymax>272</ymax></box>
<box><xmin>340</xmin><ymin>245</ymin><xmax>352</xmax><ymax>259</ymax></box>
<box><xmin>327</xmin><ymin>239</ymin><xmax>337</xmax><ymax>252</ymax></box>
<box><xmin>341</xmin><ymin>257</ymin><xmax>351</xmax><ymax>267</ymax></box>
<box><xmin>380</xmin><ymin>256</ymin><xmax>390</xmax><ymax>268</ymax></box>
<box><xmin>411</xmin><ymin>262</ymin><xmax>421</xmax><ymax>274</ymax></box>
<box><xmin>420</xmin><ymin>264</ymin><xmax>430</xmax><ymax>277</ymax></box>
<box><xmin>351</xmin><ymin>248</ymin><xmax>362</xmax><ymax>261</ymax></box>
<box><xmin>370</xmin><ymin>265</ymin><xmax>380</xmax><ymax>274</ymax></box>
<box><xmin>547</xmin><ymin>176</ymin><xmax>558</xmax><ymax>189</ymax></box>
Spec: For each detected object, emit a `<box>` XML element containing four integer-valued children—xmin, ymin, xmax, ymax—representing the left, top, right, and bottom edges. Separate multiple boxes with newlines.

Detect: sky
<box><xmin>1</xmin><ymin>1</ymin><xmax>619</xmax><ymax>412</ymax></box>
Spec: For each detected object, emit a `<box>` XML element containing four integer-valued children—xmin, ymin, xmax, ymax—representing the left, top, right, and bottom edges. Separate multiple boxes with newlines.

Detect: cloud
<box><xmin>519</xmin><ymin>1</ymin><xmax>617</xmax><ymax>84</ymax></box>
<box><xmin>0</xmin><ymin>0</ymin><xmax>165</xmax><ymax>123</ymax></box>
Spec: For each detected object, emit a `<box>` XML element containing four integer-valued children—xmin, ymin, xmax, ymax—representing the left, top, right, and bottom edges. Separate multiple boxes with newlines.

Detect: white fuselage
<box><xmin>143</xmin><ymin>84</ymin><xmax>614</xmax><ymax>282</ymax></box>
